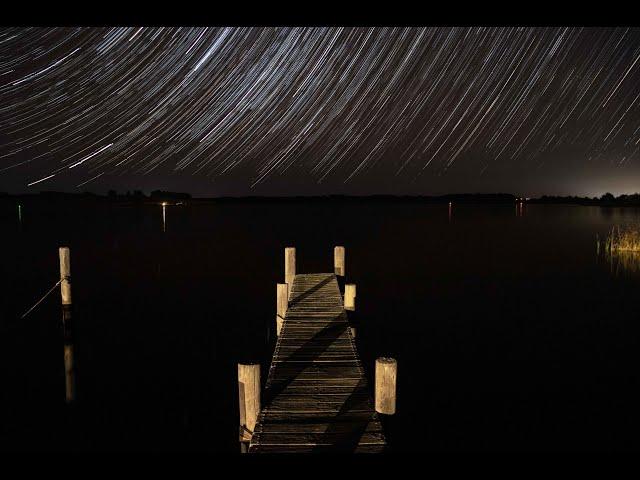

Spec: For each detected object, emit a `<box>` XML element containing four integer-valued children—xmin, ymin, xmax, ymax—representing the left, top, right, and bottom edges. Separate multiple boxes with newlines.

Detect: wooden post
<box><xmin>284</xmin><ymin>247</ymin><xmax>296</xmax><ymax>299</ymax></box>
<box><xmin>344</xmin><ymin>283</ymin><xmax>356</xmax><ymax>311</ymax></box>
<box><xmin>59</xmin><ymin>247</ymin><xmax>72</xmax><ymax>306</ymax></box>
<box><xmin>334</xmin><ymin>246</ymin><xmax>345</xmax><ymax>276</ymax></box>
<box><xmin>238</xmin><ymin>363</ymin><xmax>261</xmax><ymax>452</ymax></box>
<box><xmin>375</xmin><ymin>357</ymin><xmax>397</xmax><ymax>415</ymax></box>
<box><xmin>59</xmin><ymin>247</ymin><xmax>75</xmax><ymax>403</ymax></box>
<box><xmin>276</xmin><ymin>283</ymin><xmax>288</xmax><ymax>336</ymax></box>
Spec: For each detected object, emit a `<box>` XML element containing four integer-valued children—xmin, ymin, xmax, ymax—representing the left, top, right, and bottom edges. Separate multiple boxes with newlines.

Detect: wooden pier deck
<box><xmin>249</xmin><ymin>273</ymin><xmax>388</xmax><ymax>453</ymax></box>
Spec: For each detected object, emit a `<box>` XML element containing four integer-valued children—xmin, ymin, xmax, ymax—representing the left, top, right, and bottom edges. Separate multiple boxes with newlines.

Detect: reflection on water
<box><xmin>162</xmin><ymin>202</ymin><xmax>166</xmax><ymax>232</ymax></box>
<box><xmin>62</xmin><ymin>304</ymin><xmax>75</xmax><ymax>404</ymax></box>
<box><xmin>448</xmin><ymin>202</ymin><xmax>452</xmax><ymax>223</ymax></box>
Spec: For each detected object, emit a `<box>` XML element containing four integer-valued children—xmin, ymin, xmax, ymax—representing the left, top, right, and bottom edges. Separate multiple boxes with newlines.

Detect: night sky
<box><xmin>1</xmin><ymin>27</ymin><xmax>640</xmax><ymax>197</ymax></box>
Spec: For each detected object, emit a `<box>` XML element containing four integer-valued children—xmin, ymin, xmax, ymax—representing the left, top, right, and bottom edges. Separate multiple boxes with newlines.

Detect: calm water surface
<box><xmin>1</xmin><ymin>200</ymin><xmax>639</xmax><ymax>451</ymax></box>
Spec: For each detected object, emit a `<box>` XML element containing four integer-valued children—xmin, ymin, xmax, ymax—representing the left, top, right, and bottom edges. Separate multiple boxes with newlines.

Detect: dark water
<box><xmin>1</xmin><ymin>199</ymin><xmax>640</xmax><ymax>451</ymax></box>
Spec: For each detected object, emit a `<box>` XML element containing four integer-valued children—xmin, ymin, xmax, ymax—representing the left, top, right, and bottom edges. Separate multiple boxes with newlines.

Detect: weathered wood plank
<box><xmin>251</xmin><ymin>432</ymin><xmax>386</xmax><ymax>445</ymax></box>
<box><xmin>258</xmin><ymin>411</ymin><xmax>380</xmax><ymax>422</ymax></box>
<box><xmin>249</xmin><ymin>444</ymin><xmax>388</xmax><ymax>453</ymax></box>
<box><xmin>254</xmin><ymin>422</ymin><xmax>383</xmax><ymax>434</ymax></box>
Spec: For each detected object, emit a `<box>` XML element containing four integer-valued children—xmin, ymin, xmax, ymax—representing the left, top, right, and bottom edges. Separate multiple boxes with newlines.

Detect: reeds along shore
<box><xmin>600</xmin><ymin>225</ymin><xmax>640</xmax><ymax>253</ymax></box>
<box><xmin>597</xmin><ymin>225</ymin><xmax>640</xmax><ymax>274</ymax></box>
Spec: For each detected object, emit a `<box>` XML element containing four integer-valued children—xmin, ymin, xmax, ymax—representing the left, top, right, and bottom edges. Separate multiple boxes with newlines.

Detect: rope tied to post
<box><xmin>20</xmin><ymin>276</ymin><xmax>69</xmax><ymax>319</ymax></box>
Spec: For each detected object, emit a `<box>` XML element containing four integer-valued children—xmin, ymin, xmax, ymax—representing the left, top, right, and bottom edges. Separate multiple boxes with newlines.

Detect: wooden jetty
<box><xmin>239</xmin><ymin>247</ymin><xmax>395</xmax><ymax>453</ymax></box>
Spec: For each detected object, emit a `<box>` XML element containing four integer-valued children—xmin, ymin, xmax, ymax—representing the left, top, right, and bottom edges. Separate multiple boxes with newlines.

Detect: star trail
<box><xmin>1</xmin><ymin>27</ymin><xmax>640</xmax><ymax>196</ymax></box>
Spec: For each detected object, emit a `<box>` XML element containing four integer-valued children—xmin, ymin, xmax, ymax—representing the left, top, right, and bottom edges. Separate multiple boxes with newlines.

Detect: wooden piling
<box><xmin>344</xmin><ymin>283</ymin><xmax>356</xmax><ymax>311</ymax></box>
<box><xmin>334</xmin><ymin>246</ymin><xmax>345</xmax><ymax>276</ymax></box>
<box><xmin>59</xmin><ymin>247</ymin><xmax>75</xmax><ymax>403</ymax></box>
<box><xmin>375</xmin><ymin>357</ymin><xmax>397</xmax><ymax>415</ymax></box>
<box><xmin>276</xmin><ymin>283</ymin><xmax>288</xmax><ymax>336</ymax></box>
<box><xmin>59</xmin><ymin>247</ymin><xmax>72</xmax><ymax>305</ymax></box>
<box><xmin>238</xmin><ymin>363</ymin><xmax>261</xmax><ymax>451</ymax></box>
<box><xmin>284</xmin><ymin>247</ymin><xmax>296</xmax><ymax>298</ymax></box>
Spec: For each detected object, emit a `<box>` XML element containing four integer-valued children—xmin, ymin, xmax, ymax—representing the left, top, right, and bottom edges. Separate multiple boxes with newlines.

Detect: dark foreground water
<box><xmin>1</xmin><ymin>199</ymin><xmax>640</xmax><ymax>451</ymax></box>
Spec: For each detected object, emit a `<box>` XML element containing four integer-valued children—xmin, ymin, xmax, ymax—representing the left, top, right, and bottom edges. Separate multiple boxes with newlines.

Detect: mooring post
<box><xmin>59</xmin><ymin>247</ymin><xmax>75</xmax><ymax>404</ymax></box>
<box><xmin>375</xmin><ymin>357</ymin><xmax>397</xmax><ymax>415</ymax></box>
<box><xmin>276</xmin><ymin>283</ymin><xmax>288</xmax><ymax>336</ymax></box>
<box><xmin>284</xmin><ymin>247</ymin><xmax>296</xmax><ymax>299</ymax></box>
<box><xmin>334</xmin><ymin>246</ymin><xmax>345</xmax><ymax>276</ymax></box>
<box><xmin>344</xmin><ymin>282</ymin><xmax>357</xmax><ymax>337</ymax></box>
<box><xmin>238</xmin><ymin>363</ymin><xmax>261</xmax><ymax>453</ymax></box>
<box><xmin>344</xmin><ymin>283</ymin><xmax>356</xmax><ymax>311</ymax></box>
<box><xmin>334</xmin><ymin>246</ymin><xmax>346</xmax><ymax>293</ymax></box>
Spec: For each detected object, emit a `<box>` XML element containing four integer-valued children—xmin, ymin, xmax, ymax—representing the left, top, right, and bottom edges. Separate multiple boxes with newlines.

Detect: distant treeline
<box><xmin>106</xmin><ymin>190</ymin><xmax>192</xmax><ymax>201</ymax></box>
<box><xmin>197</xmin><ymin>193</ymin><xmax>518</xmax><ymax>204</ymax></box>
<box><xmin>0</xmin><ymin>190</ymin><xmax>192</xmax><ymax>203</ymax></box>
<box><xmin>0</xmin><ymin>192</ymin><xmax>516</xmax><ymax>203</ymax></box>
<box><xmin>528</xmin><ymin>193</ymin><xmax>640</xmax><ymax>206</ymax></box>
<box><xmin>2</xmin><ymin>191</ymin><xmax>640</xmax><ymax>205</ymax></box>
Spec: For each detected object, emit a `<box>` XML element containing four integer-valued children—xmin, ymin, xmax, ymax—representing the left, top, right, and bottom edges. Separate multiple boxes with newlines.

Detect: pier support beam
<box><xmin>59</xmin><ymin>247</ymin><xmax>75</xmax><ymax>404</ymax></box>
<box><xmin>344</xmin><ymin>283</ymin><xmax>356</xmax><ymax>311</ymax></box>
<box><xmin>284</xmin><ymin>247</ymin><xmax>296</xmax><ymax>300</ymax></box>
<box><xmin>375</xmin><ymin>357</ymin><xmax>397</xmax><ymax>415</ymax></box>
<box><xmin>276</xmin><ymin>283</ymin><xmax>288</xmax><ymax>336</ymax></box>
<box><xmin>238</xmin><ymin>363</ymin><xmax>261</xmax><ymax>452</ymax></box>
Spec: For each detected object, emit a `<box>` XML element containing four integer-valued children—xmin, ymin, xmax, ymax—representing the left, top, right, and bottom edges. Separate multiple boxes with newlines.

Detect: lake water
<box><xmin>1</xmin><ymin>199</ymin><xmax>640</xmax><ymax>451</ymax></box>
